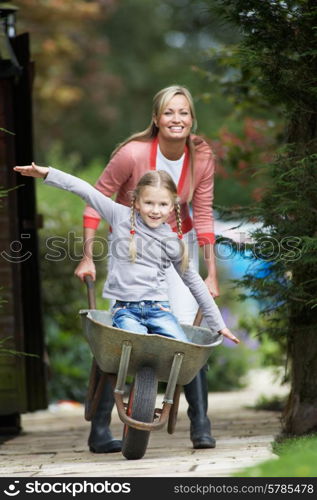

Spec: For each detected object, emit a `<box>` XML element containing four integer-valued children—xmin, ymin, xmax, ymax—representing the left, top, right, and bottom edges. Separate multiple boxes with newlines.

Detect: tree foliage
<box><xmin>15</xmin><ymin>0</ymin><xmax>285</xmax><ymax>400</ymax></box>
<box><xmin>15</xmin><ymin>0</ymin><xmax>241</xmax><ymax>163</ymax></box>
<box><xmin>213</xmin><ymin>0</ymin><xmax>317</xmax><ymax>116</ymax></box>
<box><xmin>14</xmin><ymin>0</ymin><xmax>120</xmax><ymax>159</ymax></box>
<box><xmin>210</xmin><ymin>0</ymin><xmax>317</xmax><ymax>435</ymax></box>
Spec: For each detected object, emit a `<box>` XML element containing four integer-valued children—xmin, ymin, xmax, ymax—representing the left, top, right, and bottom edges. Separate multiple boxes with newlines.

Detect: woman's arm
<box><xmin>202</xmin><ymin>243</ymin><xmax>220</xmax><ymax>298</ymax></box>
<box><xmin>75</xmin><ymin>145</ymin><xmax>135</xmax><ymax>281</ymax></box>
<box><xmin>83</xmin><ymin>145</ymin><xmax>135</xmax><ymax>228</ymax></box>
<box><xmin>74</xmin><ymin>227</ymin><xmax>97</xmax><ymax>281</ymax></box>
<box><xmin>191</xmin><ymin>147</ymin><xmax>219</xmax><ymax>297</ymax></box>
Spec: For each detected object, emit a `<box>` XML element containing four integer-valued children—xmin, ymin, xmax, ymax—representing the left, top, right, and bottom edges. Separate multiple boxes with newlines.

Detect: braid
<box><xmin>129</xmin><ymin>197</ymin><xmax>137</xmax><ymax>262</ymax></box>
<box><xmin>175</xmin><ymin>201</ymin><xmax>183</xmax><ymax>240</ymax></box>
<box><xmin>175</xmin><ymin>201</ymin><xmax>189</xmax><ymax>273</ymax></box>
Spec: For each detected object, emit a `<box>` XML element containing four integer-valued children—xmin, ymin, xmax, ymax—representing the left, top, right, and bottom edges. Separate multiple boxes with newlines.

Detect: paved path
<box><xmin>0</xmin><ymin>369</ymin><xmax>288</xmax><ymax>477</ymax></box>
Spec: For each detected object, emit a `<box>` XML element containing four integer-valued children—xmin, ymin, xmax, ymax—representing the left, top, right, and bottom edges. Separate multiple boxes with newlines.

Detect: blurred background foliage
<box><xmin>14</xmin><ymin>0</ymin><xmax>286</xmax><ymax>401</ymax></box>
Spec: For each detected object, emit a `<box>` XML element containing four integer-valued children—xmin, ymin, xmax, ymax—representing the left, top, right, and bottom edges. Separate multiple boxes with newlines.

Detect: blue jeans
<box><xmin>111</xmin><ymin>300</ymin><xmax>188</xmax><ymax>342</ymax></box>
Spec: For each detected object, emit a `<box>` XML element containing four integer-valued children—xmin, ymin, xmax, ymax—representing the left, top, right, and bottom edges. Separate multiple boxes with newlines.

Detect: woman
<box><xmin>75</xmin><ymin>85</ymin><xmax>220</xmax><ymax>452</ymax></box>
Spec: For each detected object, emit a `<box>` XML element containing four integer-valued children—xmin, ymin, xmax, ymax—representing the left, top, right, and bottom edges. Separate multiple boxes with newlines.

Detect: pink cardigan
<box><xmin>83</xmin><ymin>135</ymin><xmax>216</xmax><ymax>246</ymax></box>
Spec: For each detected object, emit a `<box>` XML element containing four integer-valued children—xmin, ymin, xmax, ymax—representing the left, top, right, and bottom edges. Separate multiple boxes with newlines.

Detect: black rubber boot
<box><xmin>183</xmin><ymin>365</ymin><xmax>216</xmax><ymax>449</ymax></box>
<box><xmin>88</xmin><ymin>374</ymin><xmax>122</xmax><ymax>453</ymax></box>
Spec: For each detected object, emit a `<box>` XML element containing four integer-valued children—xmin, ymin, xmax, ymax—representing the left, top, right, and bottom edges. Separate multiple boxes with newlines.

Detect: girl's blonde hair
<box><xmin>112</xmin><ymin>85</ymin><xmax>197</xmax><ymax>200</ymax></box>
<box><xmin>129</xmin><ymin>171</ymin><xmax>189</xmax><ymax>273</ymax></box>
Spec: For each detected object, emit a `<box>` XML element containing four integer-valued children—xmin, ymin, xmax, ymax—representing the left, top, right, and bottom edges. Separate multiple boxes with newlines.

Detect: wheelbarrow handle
<box><xmin>193</xmin><ymin>307</ymin><xmax>203</xmax><ymax>327</ymax></box>
<box><xmin>84</xmin><ymin>274</ymin><xmax>96</xmax><ymax>309</ymax></box>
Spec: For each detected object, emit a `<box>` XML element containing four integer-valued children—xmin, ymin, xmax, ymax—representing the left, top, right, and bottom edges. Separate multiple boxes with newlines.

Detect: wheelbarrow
<box><xmin>80</xmin><ymin>276</ymin><xmax>223</xmax><ymax>460</ymax></box>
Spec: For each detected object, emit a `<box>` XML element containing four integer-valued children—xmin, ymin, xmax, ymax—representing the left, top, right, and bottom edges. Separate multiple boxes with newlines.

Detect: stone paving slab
<box><xmin>0</xmin><ymin>369</ymin><xmax>288</xmax><ymax>477</ymax></box>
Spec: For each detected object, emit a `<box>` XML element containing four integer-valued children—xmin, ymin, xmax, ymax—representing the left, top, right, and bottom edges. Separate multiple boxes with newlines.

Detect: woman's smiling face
<box><xmin>156</xmin><ymin>94</ymin><xmax>193</xmax><ymax>142</ymax></box>
<box><xmin>135</xmin><ymin>185</ymin><xmax>174</xmax><ymax>228</ymax></box>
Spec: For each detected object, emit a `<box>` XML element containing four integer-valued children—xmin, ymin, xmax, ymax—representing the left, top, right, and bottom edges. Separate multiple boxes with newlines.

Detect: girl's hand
<box><xmin>204</xmin><ymin>275</ymin><xmax>220</xmax><ymax>298</ymax></box>
<box><xmin>14</xmin><ymin>162</ymin><xmax>49</xmax><ymax>178</ymax></box>
<box><xmin>219</xmin><ymin>327</ymin><xmax>240</xmax><ymax>344</ymax></box>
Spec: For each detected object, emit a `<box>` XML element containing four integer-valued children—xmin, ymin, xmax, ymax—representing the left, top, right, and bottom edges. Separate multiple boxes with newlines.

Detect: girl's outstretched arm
<box><xmin>172</xmin><ymin>258</ymin><xmax>240</xmax><ymax>344</ymax></box>
<box><xmin>14</xmin><ymin>162</ymin><xmax>48</xmax><ymax>178</ymax></box>
<box><xmin>13</xmin><ymin>163</ymin><xmax>129</xmax><ymax>227</ymax></box>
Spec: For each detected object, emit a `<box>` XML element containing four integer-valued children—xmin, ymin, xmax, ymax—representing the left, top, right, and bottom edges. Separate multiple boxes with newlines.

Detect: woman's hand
<box><xmin>14</xmin><ymin>162</ymin><xmax>49</xmax><ymax>178</ymax></box>
<box><xmin>219</xmin><ymin>327</ymin><xmax>240</xmax><ymax>344</ymax></box>
<box><xmin>204</xmin><ymin>275</ymin><xmax>220</xmax><ymax>298</ymax></box>
<box><xmin>74</xmin><ymin>257</ymin><xmax>96</xmax><ymax>282</ymax></box>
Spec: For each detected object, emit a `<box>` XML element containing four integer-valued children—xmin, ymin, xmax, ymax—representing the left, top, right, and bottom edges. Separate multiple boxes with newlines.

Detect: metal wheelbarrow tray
<box><xmin>80</xmin><ymin>309</ymin><xmax>222</xmax><ymax>385</ymax></box>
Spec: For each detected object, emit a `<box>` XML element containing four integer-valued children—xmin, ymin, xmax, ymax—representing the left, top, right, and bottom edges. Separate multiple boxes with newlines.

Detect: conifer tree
<box><xmin>212</xmin><ymin>0</ymin><xmax>317</xmax><ymax>435</ymax></box>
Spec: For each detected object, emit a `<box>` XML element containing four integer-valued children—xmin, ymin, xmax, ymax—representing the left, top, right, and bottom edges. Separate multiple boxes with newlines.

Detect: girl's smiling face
<box><xmin>135</xmin><ymin>186</ymin><xmax>174</xmax><ymax>228</ymax></box>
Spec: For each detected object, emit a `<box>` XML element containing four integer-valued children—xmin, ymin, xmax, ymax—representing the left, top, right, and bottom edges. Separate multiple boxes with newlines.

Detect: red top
<box><xmin>83</xmin><ymin>135</ymin><xmax>216</xmax><ymax>246</ymax></box>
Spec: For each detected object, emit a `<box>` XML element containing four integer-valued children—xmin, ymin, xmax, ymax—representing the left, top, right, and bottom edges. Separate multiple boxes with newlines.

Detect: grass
<box><xmin>36</xmin><ymin>161</ymin><xmax>105</xmax><ymax>222</ymax></box>
<box><xmin>235</xmin><ymin>435</ymin><xmax>317</xmax><ymax>477</ymax></box>
<box><xmin>252</xmin><ymin>394</ymin><xmax>287</xmax><ymax>412</ymax></box>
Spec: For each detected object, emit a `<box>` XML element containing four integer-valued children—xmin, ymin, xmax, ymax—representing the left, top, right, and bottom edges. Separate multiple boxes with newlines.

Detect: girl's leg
<box><xmin>112</xmin><ymin>308</ymin><xmax>148</xmax><ymax>334</ymax></box>
<box><xmin>146</xmin><ymin>303</ymin><xmax>188</xmax><ymax>342</ymax></box>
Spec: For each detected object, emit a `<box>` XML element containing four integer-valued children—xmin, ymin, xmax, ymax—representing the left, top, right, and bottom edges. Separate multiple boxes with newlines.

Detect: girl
<box><xmin>14</xmin><ymin>162</ymin><xmax>239</xmax><ymax>346</ymax></box>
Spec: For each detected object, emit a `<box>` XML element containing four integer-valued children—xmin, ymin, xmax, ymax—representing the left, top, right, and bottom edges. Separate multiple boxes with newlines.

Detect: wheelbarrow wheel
<box><xmin>122</xmin><ymin>366</ymin><xmax>158</xmax><ymax>460</ymax></box>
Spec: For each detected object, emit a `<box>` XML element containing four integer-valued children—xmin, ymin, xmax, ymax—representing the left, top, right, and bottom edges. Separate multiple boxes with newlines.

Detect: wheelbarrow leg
<box><xmin>167</xmin><ymin>384</ymin><xmax>181</xmax><ymax>435</ymax></box>
<box><xmin>183</xmin><ymin>308</ymin><xmax>216</xmax><ymax>449</ymax></box>
<box><xmin>84</xmin><ymin>358</ymin><xmax>106</xmax><ymax>421</ymax></box>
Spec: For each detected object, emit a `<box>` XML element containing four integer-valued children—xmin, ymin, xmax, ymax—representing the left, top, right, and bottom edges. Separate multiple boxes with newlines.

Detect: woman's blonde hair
<box><xmin>129</xmin><ymin>170</ymin><xmax>189</xmax><ymax>273</ymax></box>
<box><xmin>112</xmin><ymin>85</ymin><xmax>197</xmax><ymax>200</ymax></box>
